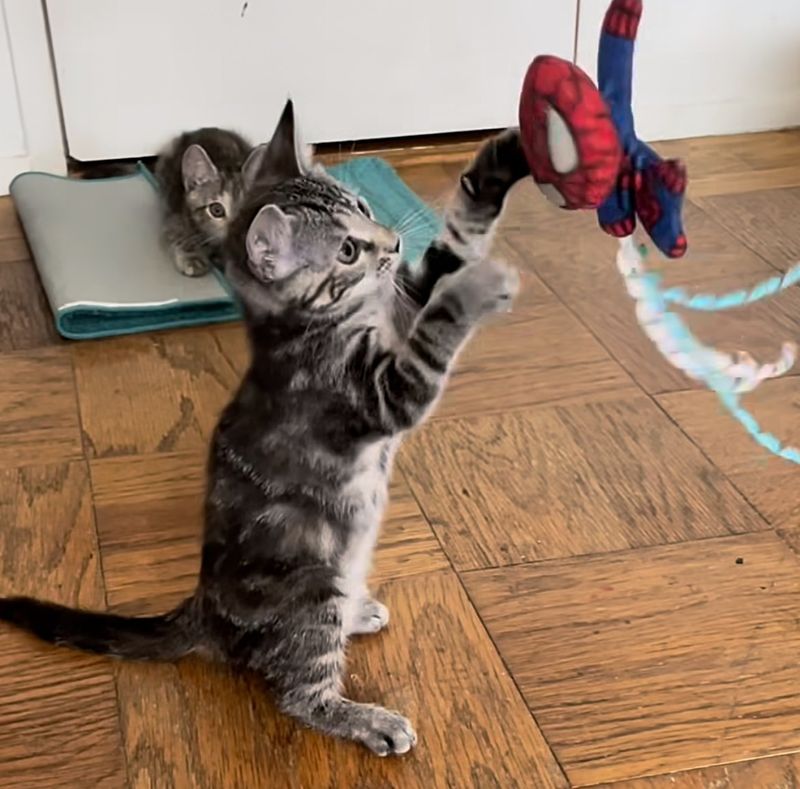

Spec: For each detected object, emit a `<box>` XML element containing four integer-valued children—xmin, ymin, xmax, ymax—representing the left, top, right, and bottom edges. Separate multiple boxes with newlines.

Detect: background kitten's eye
<box><xmin>356</xmin><ymin>198</ymin><xmax>372</xmax><ymax>218</ymax></box>
<box><xmin>337</xmin><ymin>238</ymin><xmax>360</xmax><ymax>265</ymax></box>
<box><xmin>208</xmin><ymin>202</ymin><xmax>226</xmax><ymax>219</ymax></box>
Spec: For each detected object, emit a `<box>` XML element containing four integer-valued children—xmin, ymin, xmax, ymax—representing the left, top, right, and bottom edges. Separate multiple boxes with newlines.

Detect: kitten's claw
<box><xmin>174</xmin><ymin>251</ymin><xmax>211</xmax><ymax>277</ymax></box>
<box><xmin>351</xmin><ymin>598</ymin><xmax>389</xmax><ymax>635</ymax></box>
<box><xmin>358</xmin><ymin>708</ymin><xmax>417</xmax><ymax>756</ymax></box>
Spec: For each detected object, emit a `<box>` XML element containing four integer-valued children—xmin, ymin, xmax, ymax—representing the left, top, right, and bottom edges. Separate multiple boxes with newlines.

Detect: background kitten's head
<box><xmin>225</xmin><ymin>101</ymin><xmax>402</xmax><ymax>321</ymax></box>
<box><xmin>182</xmin><ymin>139</ymin><xmax>265</xmax><ymax>243</ymax></box>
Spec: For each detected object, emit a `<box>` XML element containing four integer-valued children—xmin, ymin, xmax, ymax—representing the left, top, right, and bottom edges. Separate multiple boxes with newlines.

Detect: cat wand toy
<box><xmin>516</xmin><ymin>0</ymin><xmax>800</xmax><ymax>464</ymax></box>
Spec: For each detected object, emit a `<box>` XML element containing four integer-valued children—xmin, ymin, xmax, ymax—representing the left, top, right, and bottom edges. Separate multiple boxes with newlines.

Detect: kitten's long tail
<box><xmin>0</xmin><ymin>596</ymin><xmax>197</xmax><ymax>660</ymax></box>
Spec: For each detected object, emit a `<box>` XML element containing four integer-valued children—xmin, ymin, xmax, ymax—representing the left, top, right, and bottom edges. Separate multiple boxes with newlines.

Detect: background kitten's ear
<box><xmin>241</xmin><ymin>143</ymin><xmax>269</xmax><ymax>188</ymax></box>
<box><xmin>247</xmin><ymin>99</ymin><xmax>306</xmax><ymax>186</ymax></box>
<box><xmin>182</xmin><ymin>144</ymin><xmax>219</xmax><ymax>191</ymax></box>
<box><xmin>245</xmin><ymin>204</ymin><xmax>297</xmax><ymax>281</ymax></box>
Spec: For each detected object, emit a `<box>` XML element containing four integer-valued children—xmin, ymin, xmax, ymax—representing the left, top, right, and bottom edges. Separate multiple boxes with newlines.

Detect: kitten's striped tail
<box><xmin>0</xmin><ymin>596</ymin><xmax>197</xmax><ymax>661</ymax></box>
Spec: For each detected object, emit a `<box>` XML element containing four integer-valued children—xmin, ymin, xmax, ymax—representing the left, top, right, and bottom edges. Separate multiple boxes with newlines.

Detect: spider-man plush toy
<box><xmin>519</xmin><ymin>0</ymin><xmax>688</xmax><ymax>258</ymax></box>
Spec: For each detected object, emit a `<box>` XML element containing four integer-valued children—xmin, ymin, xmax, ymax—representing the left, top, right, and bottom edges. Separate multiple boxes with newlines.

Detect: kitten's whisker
<box><xmin>394</xmin><ymin>206</ymin><xmax>430</xmax><ymax>234</ymax></box>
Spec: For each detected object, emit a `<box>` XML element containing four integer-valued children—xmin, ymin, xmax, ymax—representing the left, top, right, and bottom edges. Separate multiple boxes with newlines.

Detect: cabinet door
<box><xmin>576</xmin><ymin>0</ymin><xmax>800</xmax><ymax>142</ymax></box>
<box><xmin>47</xmin><ymin>0</ymin><xmax>577</xmax><ymax>160</ymax></box>
<box><xmin>0</xmin><ymin>10</ymin><xmax>25</xmax><ymax>161</ymax></box>
<box><xmin>0</xmin><ymin>1</ymin><xmax>65</xmax><ymax>192</ymax></box>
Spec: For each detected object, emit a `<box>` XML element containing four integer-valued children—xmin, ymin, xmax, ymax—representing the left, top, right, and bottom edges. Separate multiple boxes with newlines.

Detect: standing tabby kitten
<box><xmin>0</xmin><ymin>101</ymin><xmax>529</xmax><ymax>755</ymax></box>
<box><xmin>156</xmin><ymin>127</ymin><xmax>265</xmax><ymax>276</ymax></box>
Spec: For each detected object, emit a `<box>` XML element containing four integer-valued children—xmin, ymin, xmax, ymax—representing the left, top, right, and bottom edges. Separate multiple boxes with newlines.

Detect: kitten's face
<box><xmin>226</xmin><ymin>102</ymin><xmax>402</xmax><ymax>318</ymax></box>
<box><xmin>182</xmin><ymin>144</ymin><xmax>242</xmax><ymax>242</ymax></box>
<box><xmin>185</xmin><ymin>179</ymin><xmax>239</xmax><ymax>242</ymax></box>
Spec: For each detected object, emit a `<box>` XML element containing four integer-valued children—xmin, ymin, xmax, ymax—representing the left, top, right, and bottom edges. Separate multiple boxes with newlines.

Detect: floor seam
<box><xmin>397</xmin><ymin>464</ymin><xmax>572</xmax><ymax>787</ymax></box>
<box><xmin>503</xmin><ymin>232</ymin><xmax>773</xmax><ymax>530</ymax></box>
<box><xmin>68</xmin><ymin>346</ymin><xmax>134</xmax><ymax>788</ymax></box>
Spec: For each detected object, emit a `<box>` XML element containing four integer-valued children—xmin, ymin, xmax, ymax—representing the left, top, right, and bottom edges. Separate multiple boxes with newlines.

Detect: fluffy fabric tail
<box><xmin>0</xmin><ymin>597</ymin><xmax>196</xmax><ymax>660</ymax></box>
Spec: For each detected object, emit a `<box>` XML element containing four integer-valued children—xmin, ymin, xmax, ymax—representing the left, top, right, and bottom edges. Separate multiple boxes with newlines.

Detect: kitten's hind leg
<box><xmin>269</xmin><ymin>601</ymin><xmax>415</xmax><ymax>755</ymax></box>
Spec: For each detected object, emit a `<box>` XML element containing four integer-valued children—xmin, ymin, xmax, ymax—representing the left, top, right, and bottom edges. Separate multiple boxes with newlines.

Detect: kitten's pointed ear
<box><xmin>182</xmin><ymin>145</ymin><xmax>219</xmax><ymax>191</ymax></box>
<box><xmin>246</xmin><ymin>204</ymin><xmax>297</xmax><ymax>281</ymax></box>
<box><xmin>248</xmin><ymin>99</ymin><xmax>306</xmax><ymax>186</ymax></box>
<box><xmin>241</xmin><ymin>142</ymin><xmax>269</xmax><ymax>188</ymax></box>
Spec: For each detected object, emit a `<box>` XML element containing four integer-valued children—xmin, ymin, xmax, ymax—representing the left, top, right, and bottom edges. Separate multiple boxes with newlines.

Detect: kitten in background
<box><xmin>156</xmin><ymin>128</ymin><xmax>264</xmax><ymax>277</ymax></box>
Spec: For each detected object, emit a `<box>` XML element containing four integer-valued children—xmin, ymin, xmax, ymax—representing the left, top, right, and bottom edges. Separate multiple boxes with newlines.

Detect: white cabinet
<box><xmin>576</xmin><ymin>0</ymin><xmax>800</xmax><ymax>141</ymax></box>
<box><xmin>46</xmin><ymin>0</ymin><xmax>578</xmax><ymax>161</ymax></box>
<box><xmin>9</xmin><ymin>0</ymin><xmax>800</xmax><ymax>170</ymax></box>
<box><xmin>0</xmin><ymin>8</ymin><xmax>25</xmax><ymax>161</ymax></box>
<box><xmin>0</xmin><ymin>0</ymin><xmax>65</xmax><ymax>193</ymax></box>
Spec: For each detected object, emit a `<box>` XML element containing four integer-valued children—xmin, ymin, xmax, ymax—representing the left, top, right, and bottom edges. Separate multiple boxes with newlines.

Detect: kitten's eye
<box><xmin>356</xmin><ymin>198</ymin><xmax>372</xmax><ymax>218</ymax></box>
<box><xmin>337</xmin><ymin>237</ymin><xmax>360</xmax><ymax>265</ymax></box>
<box><xmin>207</xmin><ymin>202</ymin><xmax>226</xmax><ymax>219</ymax></box>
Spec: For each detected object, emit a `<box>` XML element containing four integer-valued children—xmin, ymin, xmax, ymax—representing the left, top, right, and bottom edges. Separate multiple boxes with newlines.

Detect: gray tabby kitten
<box><xmin>0</xmin><ymin>101</ymin><xmax>529</xmax><ymax>756</ymax></box>
<box><xmin>156</xmin><ymin>127</ymin><xmax>265</xmax><ymax>276</ymax></box>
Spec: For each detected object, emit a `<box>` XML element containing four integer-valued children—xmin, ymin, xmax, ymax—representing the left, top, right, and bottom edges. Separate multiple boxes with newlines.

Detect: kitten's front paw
<box><xmin>452</xmin><ymin>259</ymin><xmax>520</xmax><ymax>317</ymax></box>
<box><xmin>174</xmin><ymin>250</ymin><xmax>211</xmax><ymax>277</ymax></box>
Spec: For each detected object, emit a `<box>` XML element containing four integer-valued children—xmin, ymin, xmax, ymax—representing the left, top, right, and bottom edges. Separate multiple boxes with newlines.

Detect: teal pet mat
<box><xmin>10</xmin><ymin>158</ymin><xmax>441</xmax><ymax>340</ymax></box>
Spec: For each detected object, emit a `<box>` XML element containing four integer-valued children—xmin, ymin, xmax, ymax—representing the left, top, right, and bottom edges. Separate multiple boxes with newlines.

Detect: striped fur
<box><xmin>0</xmin><ymin>103</ymin><xmax>529</xmax><ymax>756</ymax></box>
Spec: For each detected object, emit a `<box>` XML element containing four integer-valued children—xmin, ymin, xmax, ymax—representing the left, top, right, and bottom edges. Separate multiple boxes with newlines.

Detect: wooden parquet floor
<box><xmin>1</xmin><ymin>129</ymin><xmax>800</xmax><ymax>787</ymax></box>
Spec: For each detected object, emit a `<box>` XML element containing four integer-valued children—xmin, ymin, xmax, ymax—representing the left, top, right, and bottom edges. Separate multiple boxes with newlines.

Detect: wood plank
<box><xmin>0</xmin><ymin>197</ymin><xmax>30</xmax><ymax>263</ymax></box>
<box><xmin>574</xmin><ymin>270</ymin><xmax>800</xmax><ymax>395</ymax></box>
<box><xmin>0</xmin><ymin>462</ymin><xmax>126</xmax><ymax>788</ymax></box>
<box><xmin>657</xmin><ymin>380</ymin><xmax>800</xmax><ymax>527</ymax></box>
<box><xmin>464</xmin><ymin>531</ymin><xmax>800</xmax><ymax>786</ymax></box>
<box><xmin>0</xmin><ymin>348</ymin><xmax>83</xmax><ymax>470</ymax></box>
<box><xmin>392</xmin><ymin>161</ymin><xmax>455</xmax><ymax>208</ymax></box>
<box><xmin>115</xmin><ymin>570</ymin><xmax>566</xmax><ymax>789</ymax></box>
<box><xmin>598</xmin><ymin>753</ymin><xmax>800</xmax><ymax>788</ymax></box>
<box><xmin>696</xmin><ymin>187</ymin><xmax>800</xmax><ymax>269</ymax></box>
<box><xmin>690</xmin><ymin>167</ymin><xmax>800</xmax><ymax>199</ymax></box>
<box><xmin>503</xmin><ymin>183</ymin><xmax>799</xmax><ymax>395</ymax></box>
<box><xmin>0</xmin><ymin>258</ymin><xmax>61</xmax><ymax>351</ymax></box>
<box><xmin>371</xmin><ymin>466</ymin><xmax>451</xmax><ymax>585</ymax></box>
<box><xmin>653</xmin><ymin>129</ymin><xmax>800</xmax><ymax>176</ymax></box>
<box><xmin>656</xmin><ymin>134</ymin><xmax>800</xmax><ymax>198</ymax></box>
<box><xmin>403</xmin><ymin>395</ymin><xmax>765</xmax><ymax>570</ymax></box>
<box><xmin>91</xmin><ymin>450</ymin><xmax>448</xmax><ymax>616</ymax></box>
<box><xmin>213</xmin><ymin>321</ymin><xmax>250</xmax><ymax>376</ymax></box>
<box><xmin>72</xmin><ymin>328</ymin><xmax>242</xmax><ymax>459</ymax></box>
<box><xmin>505</xmin><ymin>200</ymin><xmax>775</xmax><ymax>307</ymax></box>
<box><xmin>434</xmin><ymin>299</ymin><xmax>636</xmax><ymax>421</ymax></box>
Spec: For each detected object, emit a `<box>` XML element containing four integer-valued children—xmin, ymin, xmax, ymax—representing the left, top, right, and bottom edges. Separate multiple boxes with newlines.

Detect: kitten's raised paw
<box><xmin>174</xmin><ymin>251</ymin><xmax>211</xmax><ymax>278</ymax></box>
<box><xmin>351</xmin><ymin>598</ymin><xmax>389</xmax><ymax>635</ymax></box>
<box><xmin>356</xmin><ymin>707</ymin><xmax>417</xmax><ymax>756</ymax></box>
<box><xmin>461</xmin><ymin>129</ymin><xmax>529</xmax><ymax>209</ymax></box>
<box><xmin>452</xmin><ymin>259</ymin><xmax>520</xmax><ymax>316</ymax></box>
